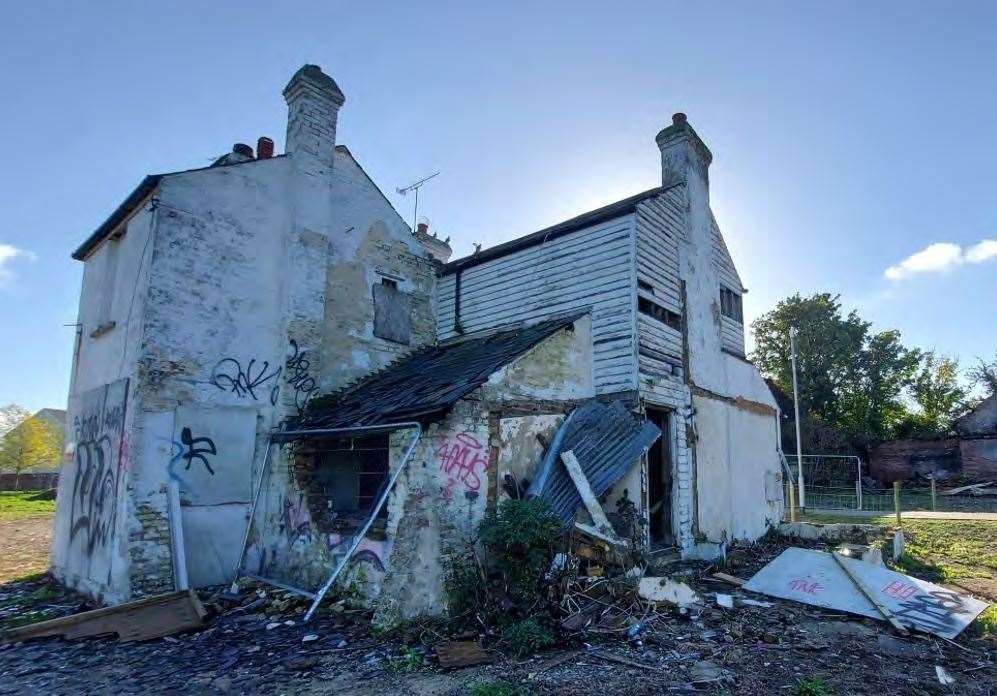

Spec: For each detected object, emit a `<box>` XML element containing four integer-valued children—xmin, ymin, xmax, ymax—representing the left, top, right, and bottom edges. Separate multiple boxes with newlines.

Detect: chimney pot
<box><xmin>233</xmin><ymin>143</ymin><xmax>254</xmax><ymax>158</ymax></box>
<box><xmin>256</xmin><ymin>137</ymin><xmax>274</xmax><ymax>159</ymax></box>
<box><xmin>672</xmin><ymin>113</ymin><xmax>687</xmax><ymax>126</ymax></box>
<box><xmin>416</xmin><ymin>222</ymin><xmax>429</xmax><ymax>234</ymax></box>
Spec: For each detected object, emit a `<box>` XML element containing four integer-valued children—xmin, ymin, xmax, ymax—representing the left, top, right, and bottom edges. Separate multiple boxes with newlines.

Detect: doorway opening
<box><xmin>646</xmin><ymin>408</ymin><xmax>673</xmax><ymax>547</ymax></box>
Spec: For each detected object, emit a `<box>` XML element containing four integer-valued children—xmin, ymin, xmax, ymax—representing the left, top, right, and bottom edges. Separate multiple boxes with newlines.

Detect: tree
<box><xmin>752</xmin><ymin>293</ymin><xmax>921</xmax><ymax>450</ymax></box>
<box><xmin>967</xmin><ymin>353</ymin><xmax>997</xmax><ymax>397</ymax></box>
<box><xmin>898</xmin><ymin>353</ymin><xmax>968</xmax><ymax>436</ymax></box>
<box><xmin>751</xmin><ymin>293</ymin><xmax>867</xmax><ymax>436</ymax></box>
<box><xmin>0</xmin><ymin>417</ymin><xmax>63</xmax><ymax>489</ymax></box>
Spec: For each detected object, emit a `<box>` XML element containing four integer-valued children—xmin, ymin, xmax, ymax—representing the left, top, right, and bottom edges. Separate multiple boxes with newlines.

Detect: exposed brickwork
<box><xmin>127</xmin><ymin>501</ymin><xmax>174</xmax><ymax>597</ymax></box>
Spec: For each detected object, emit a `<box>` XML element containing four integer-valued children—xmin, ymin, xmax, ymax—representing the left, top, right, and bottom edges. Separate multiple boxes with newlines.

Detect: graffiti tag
<box><xmin>179</xmin><ymin>427</ymin><xmax>218</xmax><ymax>475</ymax></box>
<box><xmin>435</xmin><ymin>433</ymin><xmax>487</xmax><ymax>502</ymax></box>
<box><xmin>788</xmin><ymin>578</ymin><xmax>823</xmax><ymax>595</ymax></box>
<box><xmin>893</xmin><ymin>589</ymin><xmax>970</xmax><ymax>634</ymax></box>
<box><xmin>210</xmin><ymin>357</ymin><xmax>281</xmax><ymax>405</ymax></box>
<box><xmin>285</xmin><ymin>339</ymin><xmax>317</xmax><ymax>413</ymax></box>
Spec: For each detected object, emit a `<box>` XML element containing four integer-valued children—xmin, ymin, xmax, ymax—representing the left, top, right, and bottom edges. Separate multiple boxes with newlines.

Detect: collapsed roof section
<box><xmin>297</xmin><ymin>314</ymin><xmax>583</xmax><ymax>430</ymax></box>
<box><xmin>527</xmin><ymin>400</ymin><xmax>661</xmax><ymax>526</ymax></box>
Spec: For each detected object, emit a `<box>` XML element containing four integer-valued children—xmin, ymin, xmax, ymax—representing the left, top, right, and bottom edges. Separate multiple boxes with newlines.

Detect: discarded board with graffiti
<box><xmin>742</xmin><ymin>547</ymin><xmax>989</xmax><ymax>639</ymax></box>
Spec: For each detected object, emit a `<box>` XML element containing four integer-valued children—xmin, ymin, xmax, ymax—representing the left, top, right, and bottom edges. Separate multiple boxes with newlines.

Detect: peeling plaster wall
<box><xmin>482</xmin><ymin>316</ymin><xmax>594</xmax><ymax>403</ymax></box>
<box><xmin>52</xmin><ymin>196</ymin><xmax>157</xmax><ymax>603</ymax></box>
<box><xmin>319</xmin><ymin>149</ymin><xmax>438</xmax><ymax>392</ymax></box>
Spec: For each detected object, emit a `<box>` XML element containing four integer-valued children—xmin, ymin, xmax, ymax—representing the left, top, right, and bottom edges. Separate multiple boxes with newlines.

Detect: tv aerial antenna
<box><xmin>396</xmin><ymin>171</ymin><xmax>440</xmax><ymax>233</ymax></box>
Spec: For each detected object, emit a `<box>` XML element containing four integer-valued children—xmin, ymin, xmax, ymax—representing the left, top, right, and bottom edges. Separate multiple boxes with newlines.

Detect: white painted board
<box><xmin>742</xmin><ymin>547</ymin><xmax>989</xmax><ymax>639</ymax></box>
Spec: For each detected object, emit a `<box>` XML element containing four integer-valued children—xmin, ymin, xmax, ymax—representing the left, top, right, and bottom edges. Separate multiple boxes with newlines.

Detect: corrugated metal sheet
<box><xmin>298</xmin><ymin>315</ymin><xmax>581</xmax><ymax>429</ymax></box>
<box><xmin>526</xmin><ymin>400</ymin><xmax>660</xmax><ymax>526</ymax></box>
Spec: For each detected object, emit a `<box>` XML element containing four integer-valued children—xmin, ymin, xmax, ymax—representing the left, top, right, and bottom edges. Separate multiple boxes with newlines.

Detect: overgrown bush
<box><xmin>501</xmin><ymin>618</ymin><xmax>556</xmax><ymax>656</ymax></box>
<box><xmin>444</xmin><ymin>499</ymin><xmax>564</xmax><ymax>642</ymax></box>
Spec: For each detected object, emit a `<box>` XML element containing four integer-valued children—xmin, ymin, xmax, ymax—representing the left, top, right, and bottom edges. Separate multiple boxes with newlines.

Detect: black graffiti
<box><xmin>74</xmin><ymin>404</ymin><xmax>124</xmax><ymax>443</ymax></box>
<box><xmin>893</xmin><ymin>590</ymin><xmax>970</xmax><ymax>634</ymax></box>
<box><xmin>285</xmin><ymin>339</ymin><xmax>317</xmax><ymax>413</ymax></box>
<box><xmin>210</xmin><ymin>357</ymin><xmax>281</xmax><ymax>405</ymax></box>
<box><xmin>180</xmin><ymin>427</ymin><xmax>218</xmax><ymax>476</ymax></box>
<box><xmin>69</xmin><ymin>435</ymin><xmax>118</xmax><ymax>555</ymax></box>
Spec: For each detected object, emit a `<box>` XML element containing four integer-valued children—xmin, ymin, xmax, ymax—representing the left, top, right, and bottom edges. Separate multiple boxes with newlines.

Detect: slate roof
<box><xmin>297</xmin><ymin>314</ymin><xmax>583</xmax><ymax>430</ymax></box>
<box><xmin>526</xmin><ymin>400</ymin><xmax>661</xmax><ymax>526</ymax></box>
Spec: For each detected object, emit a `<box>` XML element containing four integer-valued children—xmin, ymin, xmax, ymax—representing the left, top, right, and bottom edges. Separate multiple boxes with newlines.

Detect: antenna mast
<box><xmin>396</xmin><ymin>171</ymin><xmax>440</xmax><ymax>232</ymax></box>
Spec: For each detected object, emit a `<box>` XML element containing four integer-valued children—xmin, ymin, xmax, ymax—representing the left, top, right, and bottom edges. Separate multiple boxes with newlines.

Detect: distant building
<box><xmin>52</xmin><ymin>66</ymin><xmax>784</xmax><ymax>612</ymax></box>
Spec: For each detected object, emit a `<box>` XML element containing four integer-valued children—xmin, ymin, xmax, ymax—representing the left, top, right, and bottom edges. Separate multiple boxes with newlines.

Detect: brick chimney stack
<box><xmin>655</xmin><ymin>112</ymin><xmax>713</xmax><ymax>201</ymax></box>
<box><xmin>283</xmin><ymin>65</ymin><xmax>345</xmax><ymax>179</ymax></box>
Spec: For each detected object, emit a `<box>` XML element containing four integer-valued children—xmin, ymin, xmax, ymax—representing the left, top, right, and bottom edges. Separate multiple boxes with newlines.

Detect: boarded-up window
<box><xmin>720</xmin><ymin>286</ymin><xmax>743</xmax><ymax>323</ymax></box>
<box><xmin>373</xmin><ymin>279</ymin><xmax>411</xmax><ymax>344</ymax></box>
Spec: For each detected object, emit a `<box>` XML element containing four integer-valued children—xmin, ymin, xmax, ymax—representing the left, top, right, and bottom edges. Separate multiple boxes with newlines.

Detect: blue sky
<box><xmin>2</xmin><ymin>2</ymin><xmax>995</xmax><ymax>412</ymax></box>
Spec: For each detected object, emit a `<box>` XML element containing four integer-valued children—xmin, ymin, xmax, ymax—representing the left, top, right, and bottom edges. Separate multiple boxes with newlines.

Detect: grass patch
<box><xmin>0</xmin><ymin>490</ymin><xmax>57</xmax><ymax>520</ymax></box>
<box><xmin>792</xmin><ymin>676</ymin><xmax>830</xmax><ymax>696</ymax></box>
<box><xmin>467</xmin><ymin>681</ymin><xmax>529</xmax><ymax>696</ymax></box>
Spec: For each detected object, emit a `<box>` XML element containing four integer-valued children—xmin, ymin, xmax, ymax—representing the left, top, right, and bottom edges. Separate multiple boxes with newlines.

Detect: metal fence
<box><xmin>784</xmin><ymin>453</ymin><xmax>997</xmax><ymax>515</ymax></box>
<box><xmin>785</xmin><ymin>454</ymin><xmax>863</xmax><ymax>510</ymax></box>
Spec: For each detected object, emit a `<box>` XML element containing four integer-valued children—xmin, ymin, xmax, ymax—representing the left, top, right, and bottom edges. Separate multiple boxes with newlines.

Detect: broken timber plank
<box><xmin>560</xmin><ymin>451</ymin><xmax>616</xmax><ymax>533</ymax></box>
<box><xmin>712</xmin><ymin>572</ymin><xmax>746</xmax><ymax>586</ymax></box>
<box><xmin>434</xmin><ymin>640</ymin><xmax>495</xmax><ymax>668</ymax></box>
<box><xmin>574</xmin><ymin>522</ymin><xmax>627</xmax><ymax>547</ymax></box>
<box><xmin>3</xmin><ymin>590</ymin><xmax>206</xmax><ymax>643</ymax></box>
<box><xmin>939</xmin><ymin>481</ymin><xmax>993</xmax><ymax>496</ymax></box>
<box><xmin>830</xmin><ymin>553</ymin><xmax>908</xmax><ymax>635</ymax></box>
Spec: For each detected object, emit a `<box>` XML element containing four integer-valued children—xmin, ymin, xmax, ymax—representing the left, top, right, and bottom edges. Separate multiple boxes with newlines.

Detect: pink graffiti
<box><xmin>435</xmin><ymin>432</ymin><xmax>487</xmax><ymax>501</ymax></box>
<box><xmin>882</xmin><ymin>580</ymin><xmax>918</xmax><ymax>600</ymax></box>
<box><xmin>788</xmin><ymin>578</ymin><xmax>823</xmax><ymax>595</ymax></box>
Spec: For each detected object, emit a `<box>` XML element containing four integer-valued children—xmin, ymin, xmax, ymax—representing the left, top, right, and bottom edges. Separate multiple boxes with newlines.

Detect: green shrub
<box><xmin>501</xmin><ymin>618</ymin><xmax>556</xmax><ymax>657</ymax></box>
<box><xmin>477</xmin><ymin>499</ymin><xmax>563</xmax><ymax>610</ymax></box>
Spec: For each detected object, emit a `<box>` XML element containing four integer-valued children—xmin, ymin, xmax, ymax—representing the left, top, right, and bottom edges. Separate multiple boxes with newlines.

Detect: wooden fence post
<box><xmin>930</xmin><ymin>477</ymin><xmax>937</xmax><ymax>512</ymax></box>
<box><xmin>893</xmin><ymin>481</ymin><xmax>902</xmax><ymax>526</ymax></box>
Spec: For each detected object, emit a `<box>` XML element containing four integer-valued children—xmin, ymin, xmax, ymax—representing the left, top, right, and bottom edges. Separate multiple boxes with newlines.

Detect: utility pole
<box><xmin>789</xmin><ymin>326</ymin><xmax>805</xmax><ymax>510</ymax></box>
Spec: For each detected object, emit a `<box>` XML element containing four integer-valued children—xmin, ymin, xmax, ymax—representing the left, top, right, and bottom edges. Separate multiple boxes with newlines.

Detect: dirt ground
<box><xmin>0</xmin><ymin>515</ymin><xmax>52</xmax><ymax>583</ymax></box>
<box><xmin>1</xmin><ymin>534</ymin><xmax>994</xmax><ymax>696</ymax></box>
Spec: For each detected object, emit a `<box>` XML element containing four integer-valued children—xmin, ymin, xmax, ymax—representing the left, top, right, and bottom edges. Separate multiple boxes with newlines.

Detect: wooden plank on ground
<box><xmin>434</xmin><ymin>640</ymin><xmax>495</xmax><ymax>668</ymax></box>
<box><xmin>3</xmin><ymin>590</ymin><xmax>206</xmax><ymax>643</ymax></box>
<box><xmin>712</xmin><ymin>572</ymin><xmax>746</xmax><ymax>586</ymax></box>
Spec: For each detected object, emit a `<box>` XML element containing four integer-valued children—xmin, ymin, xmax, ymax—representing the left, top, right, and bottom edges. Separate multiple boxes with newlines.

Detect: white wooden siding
<box><xmin>437</xmin><ymin>215</ymin><xmax>638</xmax><ymax>394</ymax></box>
<box><xmin>710</xmin><ymin>213</ymin><xmax>746</xmax><ymax>355</ymax></box>
<box><xmin>634</xmin><ymin>188</ymin><xmax>688</xmax><ymax>408</ymax></box>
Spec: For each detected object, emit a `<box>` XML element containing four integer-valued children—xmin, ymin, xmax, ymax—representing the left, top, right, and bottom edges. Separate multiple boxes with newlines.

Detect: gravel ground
<box><xmin>0</xmin><ymin>536</ymin><xmax>993</xmax><ymax>695</ymax></box>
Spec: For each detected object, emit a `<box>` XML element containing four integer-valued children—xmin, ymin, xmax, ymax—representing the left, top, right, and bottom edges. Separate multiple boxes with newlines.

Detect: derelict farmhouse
<box><xmin>52</xmin><ymin>65</ymin><xmax>785</xmax><ymax>619</ymax></box>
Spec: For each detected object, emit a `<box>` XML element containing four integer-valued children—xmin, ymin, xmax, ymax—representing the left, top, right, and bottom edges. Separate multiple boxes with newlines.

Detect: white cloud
<box><xmin>884</xmin><ymin>238</ymin><xmax>997</xmax><ymax>281</ymax></box>
<box><xmin>0</xmin><ymin>243</ymin><xmax>37</xmax><ymax>286</ymax></box>
<box><xmin>965</xmin><ymin>239</ymin><xmax>997</xmax><ymax>264</ymax></box>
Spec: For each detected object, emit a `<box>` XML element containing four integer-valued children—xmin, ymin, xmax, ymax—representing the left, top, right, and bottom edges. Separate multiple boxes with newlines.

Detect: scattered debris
<box><xmin>743</xmin><ymin>548</ymin><xmax>990</xmax><ymax>639</ymax></box>
<box><xmin>2</xmin><ymin>590</ymin><xmax>206</xmax><ymax>643</ymax></box>
<box><xmin>935</xmin><ymin>665</ymin><xmax>956</xmax><ymax>686</ymax></box>
<box><xmin>940</xmin><ymin>481</ymin><xmax>993</xmax><ymax>495</ymax></box>
<box><xmin>712</xmin><ymin>572</ymin><xmax>746</xmax><ymax>586</ymax></box>
<box><xmin>637</xmin><ymin>577</ymin><xmax>700</xmax><ymax>607</ymax></box>
<box><xmin>715</xmin><ymin>593</ymin><xmax>734</xmax><ymax>608</ymax></box>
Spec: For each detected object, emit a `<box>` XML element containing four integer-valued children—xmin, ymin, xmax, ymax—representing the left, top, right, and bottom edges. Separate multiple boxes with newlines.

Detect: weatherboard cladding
<box><xmin>526</xmin><ymin>400</ymin><xmax>661</xmax><ymax>526</ymax></box>
<box><xmin>437</xmin><ymin>215</ymin><xmax>640</xmax><ymax>395</ymax></box>
<box><xmin>298</xmin><ymin>315</ymin><xmax>581</xmax><ymax>429</ymax></box>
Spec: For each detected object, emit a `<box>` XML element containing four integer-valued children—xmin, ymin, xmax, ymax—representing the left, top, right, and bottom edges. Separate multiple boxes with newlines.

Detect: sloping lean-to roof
<box><xmin>298</xmin><ymin>314</ymin><xmax>583</xmax><ymax>430</ymax></box>
<box><xmin>442</xmin><ymin>185</ymin><xmax>678</xmax><ymax>276</ymax></box>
